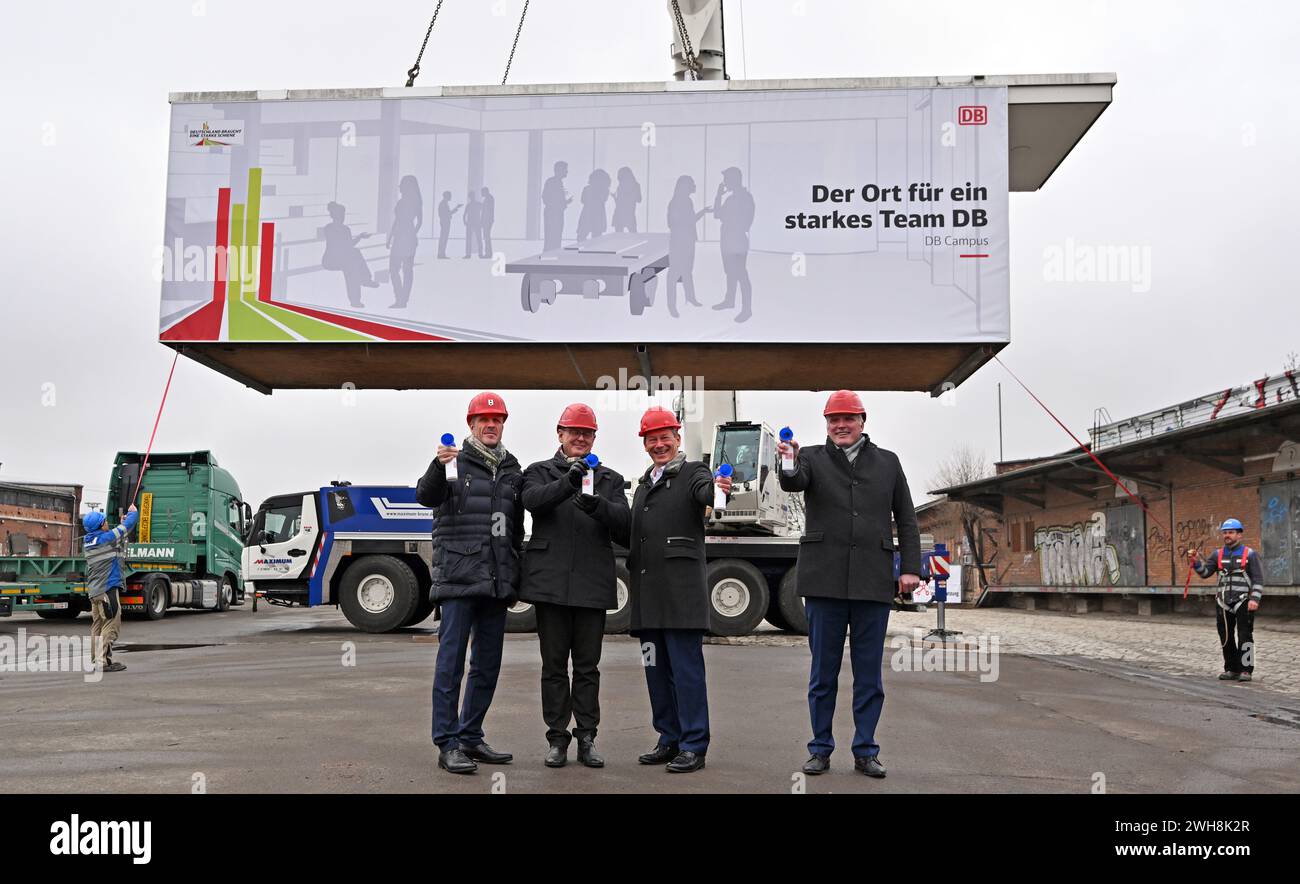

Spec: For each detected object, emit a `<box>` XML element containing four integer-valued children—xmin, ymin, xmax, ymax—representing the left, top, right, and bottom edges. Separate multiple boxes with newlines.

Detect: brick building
<box><xmin>0</xmin><ymin>483</ymin><xmax>83</xmax><ymax>558</ymax></box>
<box><xmin>933</xmin><ymin>373</ymin><xmax>1300</xmax><ymax>616</ymax></box>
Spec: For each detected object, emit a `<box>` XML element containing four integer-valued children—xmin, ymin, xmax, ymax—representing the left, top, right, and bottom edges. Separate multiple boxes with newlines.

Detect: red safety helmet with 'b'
<box><xmin>823</xmin><ymin>389</ymin><xmax>866</xmax><ymax>417</ymax></box>
<box><xmin>467</xmin><ymin>392</ymin><xmax>508</xmax><ymax>423</ymax></box>
<box><xmin>557</xmin><ymin>403</ymin><xmax>598</xmax><ymax>431</ymax></box>
<box><xmin>638</xmin><ymin>406</ymin><xmax>681</xmax><ymax>437</ymax></box>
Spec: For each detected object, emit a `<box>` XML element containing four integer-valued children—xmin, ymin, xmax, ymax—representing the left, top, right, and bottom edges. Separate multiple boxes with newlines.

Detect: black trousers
<box><xmin>535</xmin><ymin>602</ymin><xmax>606</xmax><ymax>745</ymax></box>
<box><xmin>1216</xmin><ymin>605</ymin><xmax>1256</xmax><ymax>674</ymax></box>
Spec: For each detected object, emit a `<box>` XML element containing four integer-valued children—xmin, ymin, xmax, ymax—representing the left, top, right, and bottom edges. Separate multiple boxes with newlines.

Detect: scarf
<box><xmin>465</xmin><ymin>435</ymin><xmax>508</xmax><ymax>477</ymax></box>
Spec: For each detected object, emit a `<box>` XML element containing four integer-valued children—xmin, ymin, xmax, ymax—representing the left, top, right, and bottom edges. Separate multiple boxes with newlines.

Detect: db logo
<box><xmin>958</xmin><ymin>106</ymin><xmax>987</xmax><ymax>125</ymax></box>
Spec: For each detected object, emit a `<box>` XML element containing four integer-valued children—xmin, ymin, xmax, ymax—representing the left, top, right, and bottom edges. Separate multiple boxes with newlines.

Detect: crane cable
<box><xmin>405</xmin><ymin>0</ymin><xmax>447</xmax><ymax>87</ymax></box>
<box><xmin>501</xmin><ymin>0</ymin><xmax>530</xmax><ymax>85</ymax></box>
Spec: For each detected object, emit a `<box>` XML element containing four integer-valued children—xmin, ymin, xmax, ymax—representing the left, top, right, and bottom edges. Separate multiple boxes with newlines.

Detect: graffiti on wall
<box><xmin>1033</xmin><ymin>507</ymin><xmax>1146</xmax><ymax>587</ymax></box>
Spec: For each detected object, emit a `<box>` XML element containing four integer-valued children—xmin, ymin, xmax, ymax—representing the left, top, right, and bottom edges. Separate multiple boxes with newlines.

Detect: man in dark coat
<box><xmin>627</xmin><ymin>405</ymin><xmax>732</xmax><ymax>773</ymax></box>
<box><xmin>778</xmin><ymin>390</ymin><xmax>922</xmax><ymax>779</ymax></box>
<box><xmin>417</xmin><ymin>391</ymin><xmax>524</xmax><ymax>775</ymax></box>
<box><xmin>520</xmin><ymin>403</ymin><xmax>631</xmax><ymax>768</ymax></box>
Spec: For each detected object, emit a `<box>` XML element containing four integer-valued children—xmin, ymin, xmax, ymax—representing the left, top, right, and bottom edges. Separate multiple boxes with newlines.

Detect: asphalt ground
<box><xmin>2</xmin><ymin>603</ymin><xmax>1298</xmax><ymax>793</ymax></box>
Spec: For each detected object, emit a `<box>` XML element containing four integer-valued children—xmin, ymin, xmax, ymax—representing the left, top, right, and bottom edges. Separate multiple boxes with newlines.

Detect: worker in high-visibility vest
<box><xmin>1191</xmin><ymin>518</ymin><xmax>1264</xmax><ymax>682</ymax></box>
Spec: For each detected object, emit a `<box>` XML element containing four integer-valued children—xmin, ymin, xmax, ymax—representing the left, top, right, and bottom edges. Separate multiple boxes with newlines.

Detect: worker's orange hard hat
<box><xmin>467</xmin><ymin>392</ymin><xmax>508</xmax><ymax>423</ymax></box>
<box><xmin>557</xmin><ymin>403</ymin><xmax>598</xmax><ymax>431</ymax></box>
<box><xmin>823</xmin><ymin>389</ymin><xmax>866</xmax><ymax>417</ymax></box>
<box><xmin>638</xmin><ymin>406</ymin><xmax>681</xmax><ymax>437</ymax></box>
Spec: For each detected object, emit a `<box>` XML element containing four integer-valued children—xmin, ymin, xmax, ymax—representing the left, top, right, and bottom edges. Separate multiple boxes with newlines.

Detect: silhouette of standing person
<box><xmin>463</xmin><ymin>190</ymin><xmax>483</xmax><ymax>259</ymax></box>
<box><xmin>663</xmin><ymin>175</ymin><xmax>708</xmax><ymax>318</ymax></box>
<box><xmin>386</xmin><ymin>175</ymin><xmax>422</xmax><ymax>308</ymax></box>
<box><xmin>712</xmin><ymin>167</ymin><xmax>755</xmax><ymax>323</ymax></box>
<box><xmin>437</xmin><ymin>191</ymin><xmax>463</xmax><ymax>259</ymax></box>
<box><xmin>479</xmin><ymin>187</ymin><xmax>495</xmax><ymax>258</ymax></box>
<box><xmin>542</xmin><ymin>161</ymin><xmax>572</xmax><ymax>251</ymax></box>
<box><xmin>612</xmin><ymin>167</ymin><xmax>642</xmax><ymax>233</ymax></box>
<box><xmin>321</xmin><ymin>201</ymin><xmax>378</xmax><ymax>308</ymax></box>
<box><xmin>576</xmin><ymin>169</ymin><xmax>612</xmax><ymax>242</ymax></box>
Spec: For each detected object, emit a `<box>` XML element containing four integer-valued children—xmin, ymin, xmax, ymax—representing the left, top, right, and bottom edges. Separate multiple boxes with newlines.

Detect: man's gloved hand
<box><xmin>566</xmin><ymin>459</ymin><xmax>590</xmax><ymax>488</ymax></box>
<box><xmin>104</xmin><ymin>588</ymin><xmax>120</xmax><ymax>620</ymax></box>
<box><xmin>573</xmin><ymin>494</ymin><xmax>600</xmax><ymax>514</ymax></box>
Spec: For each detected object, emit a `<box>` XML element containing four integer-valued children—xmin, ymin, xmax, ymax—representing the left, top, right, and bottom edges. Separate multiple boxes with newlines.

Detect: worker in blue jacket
<box><xmin>83</xmin><ymin>505</ymin><xmax>139</xmax><ymax>672</ymax></box>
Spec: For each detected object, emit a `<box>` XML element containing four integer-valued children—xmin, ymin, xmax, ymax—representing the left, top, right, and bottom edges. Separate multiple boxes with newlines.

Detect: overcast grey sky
<box><xmin>1</xmin><ymin>0</ymin><xmax>1296</xmax><ymax>510</ymax></box>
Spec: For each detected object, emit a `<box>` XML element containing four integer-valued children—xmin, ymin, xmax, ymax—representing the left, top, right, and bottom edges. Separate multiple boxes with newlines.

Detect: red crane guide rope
<box><xmin>128</xmin><ymin>350</ymin><xmax>180</xmax><ymax>507</ymax></box>
<box><xmin>992</xmin><ymin>354</ymin><xmax>1202</xmax><ymax>597</ymax></box>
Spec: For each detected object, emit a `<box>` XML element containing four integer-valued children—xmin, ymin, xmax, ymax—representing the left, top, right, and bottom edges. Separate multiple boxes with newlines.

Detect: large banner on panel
<box><xmin>159</xmin><ymin>86</ymin><xmax>1008</xmax><ymax>344</ymax></box>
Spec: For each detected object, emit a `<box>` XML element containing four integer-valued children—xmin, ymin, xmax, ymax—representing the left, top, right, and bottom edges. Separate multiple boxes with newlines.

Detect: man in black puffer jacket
<box><xmin>417</xmin><ymin>391</ymin><xmax>525</xmax><ymax>775</ymax></box>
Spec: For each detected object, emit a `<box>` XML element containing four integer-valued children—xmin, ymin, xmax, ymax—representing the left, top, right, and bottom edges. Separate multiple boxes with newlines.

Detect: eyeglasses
<box><xmin>562</xmin><ymin>428</ymin><xmax>595</xmax><ymax>439</ymax></box>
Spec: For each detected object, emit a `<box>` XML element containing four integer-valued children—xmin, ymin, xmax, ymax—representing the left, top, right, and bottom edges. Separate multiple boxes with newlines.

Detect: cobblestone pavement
<box><xmin>712</xmin><ymin>610</ymin><xmax>1300</xmax><ymax>695</ymax></box>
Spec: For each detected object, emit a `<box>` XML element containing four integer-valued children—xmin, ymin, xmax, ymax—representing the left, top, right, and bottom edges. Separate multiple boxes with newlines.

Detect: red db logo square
<box><xmin>958</xmin><ymin>106</ymin><xmax>987</xmax><ymax>125</ymax></box>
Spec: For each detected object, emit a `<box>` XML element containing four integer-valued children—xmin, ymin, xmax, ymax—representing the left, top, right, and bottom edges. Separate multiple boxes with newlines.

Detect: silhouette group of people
<box><xmin>320</xmin><ymin>162</ymin><xmax>754</xmax><ymax>321</ymax></box>
<box><xmin>321</xmin><ymin>177</ymin><xmax>500</xmax><ymax>311</ymax></box>
<box><xmin>440</xmin><ymin>187</ymin><xmax>495</xmax><ymax>260</ymax></box>
<box><xmin>541</xmin><ymin>161</ymin><xmax>753</xmax><ymax>321</ymax></box>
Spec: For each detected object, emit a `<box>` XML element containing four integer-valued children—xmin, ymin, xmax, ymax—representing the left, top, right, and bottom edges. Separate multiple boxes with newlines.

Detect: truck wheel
<box><xmin>143</xmin><ymin>578</ymin><xmax>169</xmax><ymax>621</ymax></box>
<box><xmin>505</xmin><ymin>600</ymin><xmax>537</xmax><ymax>633</ymax></box>
<box><xmin>339</xmin><ymin>556</ymin><xmax>419</xmax><ymax>633</ymax></box>
<box><xmin>765</xmin><ymin>589</ymin><xmax>792</xmax><ymax>631</ymax></box>
<box><xmin>706</xmin><ymin>559</ymin><xmax>770</xmax><ymax>636</ymax></box>
<box><xmin>216</xmin><ymin>575</ymin><xmax>234</xmax><ymax>612</ymax></box>
<box><xmin>777</xmin><ymin>566</ymin><xmax>808</xmax><ymax>635</ymax></box>
<box><xmin>605</xmin><ymin>563</ymin><xmax>633</xmax><ymax>634</ymax></box>
<box><xmin>404</xmin><ymin>595</ymin><xmax>437</xmax><ymax>627</ymax></box>
<box><xmin>36</xmin><ymin>605</ymin><xmax>83</xmax><ymax>620</ymax></box>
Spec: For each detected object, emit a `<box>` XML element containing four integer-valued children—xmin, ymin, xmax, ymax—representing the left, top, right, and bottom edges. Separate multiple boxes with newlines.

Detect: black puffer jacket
<box><xmin>519</xmin><ymin>451</ymin><xmax>631</xmax><ymax>610</ymax></box>
<box><xmin>416</xmin><ymin>443</ymin><xmax>525</xmax><ymax>603</ymax></box>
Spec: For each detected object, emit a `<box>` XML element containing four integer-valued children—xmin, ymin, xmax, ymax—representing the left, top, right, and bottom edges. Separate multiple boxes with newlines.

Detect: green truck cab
<box><xmin>0</xmin><ymin>451</ymin><xmax>251</xmax><ymax>620</ymax></box>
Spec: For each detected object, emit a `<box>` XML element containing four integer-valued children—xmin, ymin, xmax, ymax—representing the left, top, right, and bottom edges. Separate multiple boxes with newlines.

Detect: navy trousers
<box><xmin>805</xmin><ymin>597</ymin><xmax>891</xmax><ymax>759</ymax></box>
<box><xmin>432</xmin><ymin>596</ymin><xmax>508</xmax><ymax>749</ymax></box>
<box><xmin>637</xmin><ymin>628</ymin><xmax>710</xmax><ymax>754</ymax></box>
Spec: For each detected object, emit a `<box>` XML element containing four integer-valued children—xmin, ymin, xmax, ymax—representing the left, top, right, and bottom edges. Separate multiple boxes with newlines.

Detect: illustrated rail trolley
<box><xmin>506</xmin><ymin>232</ymin><xmax>671</xmax><ymax>315</ymax></box>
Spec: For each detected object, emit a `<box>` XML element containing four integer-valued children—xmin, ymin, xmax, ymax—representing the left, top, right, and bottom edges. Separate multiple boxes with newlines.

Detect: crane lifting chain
<box><xmin>405</xmin><ymin>0</ymin><xmax>447</xmax><ymax>87</ymax></box>
<box><xmin>501</xmin><ymin>0</ymin><xmax>530</xmax><ymax>85</ymax></box>
<box><xmin>671</xmin><ymin>0</ymin><xmax>702</xmax><ymax>80</ymax></box>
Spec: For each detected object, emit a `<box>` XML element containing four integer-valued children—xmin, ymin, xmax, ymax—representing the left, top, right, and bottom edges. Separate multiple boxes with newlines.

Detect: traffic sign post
<box><xmin>924</xmin><ymin>543</ymin><xmax>963</xmax><ymax>642</ymax></box>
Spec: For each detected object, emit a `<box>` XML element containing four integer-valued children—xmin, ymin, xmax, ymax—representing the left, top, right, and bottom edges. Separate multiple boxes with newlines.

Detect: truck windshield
<box><xmin>251</xmin><ymin>499</ymin><xmax>303</xmax><ymax>544</ymax></box>
<box><xmin>713</xmin><ymin>427</ymin><xmax>761</xmax><ymax>484</ymax></box>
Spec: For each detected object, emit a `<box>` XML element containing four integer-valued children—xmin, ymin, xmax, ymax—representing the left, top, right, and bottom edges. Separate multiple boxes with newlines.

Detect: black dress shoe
<box><xmin>854</xmin><ymin>756</ymin><xmax>886</xmax><ymax>778</ymax></box>
<box><xmin>666</xmin><ymin>751</ymin><xmax>706</xmax><ymax>773</ymax></box>
<box><xmin>577</xmin><ymin>737</ymin><xmax>605</xmax><ymax>768</ymax></box>
<box><xmin>544</xmin><ymin>743</ymin><xmax>568</xmax><ymax>768</ymax></box>
<box><xmin>802</xmin><ymin>754</ymin><xmax>830</xmax><ymax>775</ymax></box>
<box><xmin>638</xmin><ymin>743</ymin><xmax>679</xmax><ymax>765</ymax></box>
<box><xmin>462</xmin><ymin>743</ymin><xmax>513</xmax><ymax>764</ymax></box>
<box><xmin>438</xmin><ymin>748</ymin><xmax>478</xmax><ymax>775</ymax></box>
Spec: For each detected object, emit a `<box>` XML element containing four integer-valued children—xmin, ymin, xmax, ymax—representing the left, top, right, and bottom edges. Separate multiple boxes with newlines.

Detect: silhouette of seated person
<box><xmin>321</xmin><ymin>201</ymin><xmax>378</xmax><ymax>307</ymax></box>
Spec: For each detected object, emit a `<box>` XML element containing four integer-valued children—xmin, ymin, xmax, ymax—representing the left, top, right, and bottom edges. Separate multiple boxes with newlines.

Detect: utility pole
<box><xmin>997</xmin><ymin>382</ymin><xmax>1004</xmax><ymax>462</ymax></box>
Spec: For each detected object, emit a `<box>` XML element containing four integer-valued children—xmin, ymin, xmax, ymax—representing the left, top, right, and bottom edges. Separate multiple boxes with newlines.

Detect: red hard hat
<box><xmin>557</xmin><ymin>403</ymin><xmax>598</xmax><ymax>431</ymax></box>
<box><xmin>638</xmin><ymin>406</ymin><xmax>681</xmax><ymax>437</ymax></box>
<box><xmin>467</xmin><ymin>391</ymin><xmax>508</xmax><ymax>423</ymax></box>
<box><xmin>823</xmin><ymin>389</ymin><xmax>866</xmax><ymax>417</ymax></box>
